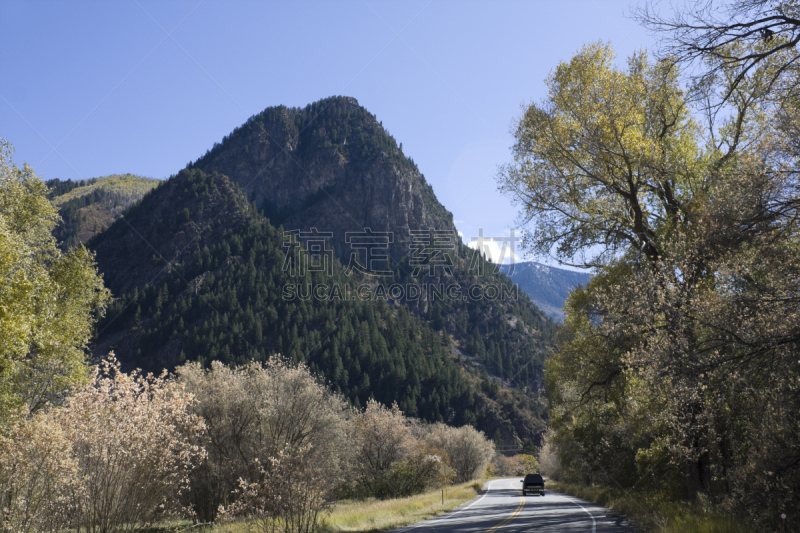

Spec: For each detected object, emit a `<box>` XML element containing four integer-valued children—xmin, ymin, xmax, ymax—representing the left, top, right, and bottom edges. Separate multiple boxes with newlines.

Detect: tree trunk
<box><xmin>685</xmin><ymin>447</ymin><xmax>711</xmax><ymax>502</ymax></box>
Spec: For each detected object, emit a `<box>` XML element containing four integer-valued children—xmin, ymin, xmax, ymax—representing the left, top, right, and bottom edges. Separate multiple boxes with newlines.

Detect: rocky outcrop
<box><xmin>191</xmin><ymin>96</ymin><xmax>454</xmax><ymax>262</ymax></box>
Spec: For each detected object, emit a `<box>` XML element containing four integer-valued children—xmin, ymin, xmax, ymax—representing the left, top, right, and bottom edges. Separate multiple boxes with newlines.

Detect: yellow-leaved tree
<box><xmin>501</xmin><ymin>38</ymin><xmax>800</xmax><ymax>523</ymax></box>
<box><xmin>498</xmin><ymin>42</ymin><xmax>708</xmax><ymax>267</ymax></box>
<box><xmin>0</xmin><ymin>138</ymin><xmax>110</xmax><ymax>421</ymax></box>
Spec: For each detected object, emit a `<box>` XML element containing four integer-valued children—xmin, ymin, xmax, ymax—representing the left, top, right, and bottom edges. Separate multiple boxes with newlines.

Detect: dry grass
<box><xmin>547</xmin><ymin>480</ymin><xmax>752</xmax><ymax>533</ymax></box>
<box><xmin>52</xmin><ymin>174</ymin><xmax>159</xmax><ymax>205</ymax></box>
<box><xmin>176</xmin><ymin>481</ymin><xmax>483</xmax><ymax>533</ymax></box>
<box><xmin>321</xmin><ymin>482</ymin><xmax>482</xmax><ymax>533</ymax></box>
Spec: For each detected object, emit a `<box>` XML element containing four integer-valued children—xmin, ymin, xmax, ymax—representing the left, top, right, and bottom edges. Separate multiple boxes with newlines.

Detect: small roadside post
<box><xmin>438</xmin><ymin>463</ymin><xmax>454</xmax><ymax>505</ymax></box>
<box><xmin>781</xmin><ymin>512</ymin><xmax>786</xmax><ymax>533</ymax></box>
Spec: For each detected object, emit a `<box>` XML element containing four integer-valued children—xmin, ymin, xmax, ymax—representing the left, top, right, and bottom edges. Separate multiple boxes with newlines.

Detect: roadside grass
<box><xmin>126</xmin><ymin>521</ymin><xmax>199</xmax><ymax>532</ymax></box>
<box><xmin>320</xmin><ymin>481</ymin><xmax>483</xmax><ymax>533</ymax></box>
<box><xmin>547</xmin><ymin>480</ymin><xmax>752</xmax><ymax>533</ymax></box>
<box><xmin>164</xmin><ymin>481</ymin><xmax>483</xmax><ymax>533</ymax></box>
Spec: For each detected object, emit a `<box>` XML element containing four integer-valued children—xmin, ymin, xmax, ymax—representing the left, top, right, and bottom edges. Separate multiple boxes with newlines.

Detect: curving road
<box><xmin>396</xmin><ymin>478</ymin><xmax>635</xmax><ymax>533</ymax></box>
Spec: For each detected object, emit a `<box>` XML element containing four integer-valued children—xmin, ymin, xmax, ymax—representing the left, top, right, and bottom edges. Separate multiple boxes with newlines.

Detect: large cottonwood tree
<box><xmin>0</xmin><ymin>138</ymin><xmax>109</xmax><ymax>420</ymax></box>
<box><xmin>500</xmin><ymin>39</ymin><xmax>800</xmax><ymax>522</ymax></box>
<box><xmin>499</xmin><ymin>43</ymin><xmax>706</xmax><ymax>267</ymax></box>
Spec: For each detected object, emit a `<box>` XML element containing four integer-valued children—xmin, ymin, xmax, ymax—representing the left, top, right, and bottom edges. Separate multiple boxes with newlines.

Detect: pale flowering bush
<box><xmin>423</xmin><ymin>422</ymin><xmax>495</xmax><ymax>483</ymax></box>
<box><xmin>346</xmin><ymin>399</ymin><xmax>431</xmax><ymax>498</ymax></box>
<box><xmin>57</xmin><ymin>355</ymin><xmax>206</xmax><ymax>532</ymax></box>
<box><xmin>177</xmin><ymin>358</ymin><xmax>352</xmax><ymax>522</ymax></box>
<box><xmin>489</xmin><ymin>454</ymin><xmax>524</xmax><ymax>477</ymax></box>
<box><xmin>352</xmin><ymin>399</ymin><xmax>413</xmax><ymax>486</ymax></box>
<box><xmin>537</xmin><ymin>430</ymin><xmax>563</xmax><ymax>480</ymax></box>
<box><xmin>2</xmin><ymin>354</ymin><xmax>496</xmax><ymax>532</ymax></box>
<box><xmin>219</xmin><ymin>445</ymin><xmax>328</xmax><ymax>533</ymax></box>
<box><xmin>344</xmin><ymin>400</ymin><xmax>493</xmax><ymax>499</ymax></box>
<box><xmin>0</xmin><ymin>410</ymin><xmax>76</xmax><ymax>533</ymax></box>
<box><xmin>1</xmin><ymin>355</ymin><xmax>206</xmax><ymax>532</ymax></box>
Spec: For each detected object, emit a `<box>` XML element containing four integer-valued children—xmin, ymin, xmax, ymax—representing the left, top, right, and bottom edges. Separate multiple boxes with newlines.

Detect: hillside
<box><xmin>46</xmin><ymin>174</ymin><xmax>160</xmax><ymax>248</ymax></box>
<box><xmin>499</xmin><ymin>262</ymin><xmax>591</xmax><ymax>320</ymax></box>
<box><xmin>89</xmin><ymin>97</ymin><xmax>556</xmax><ymax>447</ymax></box>
<box><xmin>188</xmin><ymin>96</ymin><xmax>556</xmax><ymax>384</ymax></box>
<box><xmin>92</xmin><ymin>169</ymin><xmax>547</xmax><ymax>445</ymax></box>
<box><xmin>190</xmin><ymin>96</ymin><xmax>452</xmax><ymax>262</ymax></box>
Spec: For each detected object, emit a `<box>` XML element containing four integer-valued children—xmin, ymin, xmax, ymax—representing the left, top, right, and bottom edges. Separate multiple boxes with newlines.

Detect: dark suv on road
<box><xmin>521</xmin><ymin>473</ymin><xmax>545</xmax><ymax>496</ymax></box>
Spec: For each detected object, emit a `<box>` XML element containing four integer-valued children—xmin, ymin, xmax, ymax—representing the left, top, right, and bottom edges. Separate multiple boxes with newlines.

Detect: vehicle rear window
<box><xmin>524</xmin><ymin>474</ymin><xmax>544</xmax><ymax>483</ymax></box>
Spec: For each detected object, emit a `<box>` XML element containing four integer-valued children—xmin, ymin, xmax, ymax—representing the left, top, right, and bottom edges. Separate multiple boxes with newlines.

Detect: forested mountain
<box><xmin>188</xmin><ymin>96</ymin><xmax>556</xmax><ymax>382</ymax></box>
<box><xmin>46</xmin><ymin>174</ymin><xmax>159</xmax><ymax>248</ymax></box>
<box><xmin>91</xmin><ymin>169</ymin><xmax>546</xmax><ymax>445</ymax></box>
<box><xmin>89</xmin><ymin>97</ymin><xmax>556</xmax><ymax>447</ymax></box>
<box><xmin>189</xmin><ymin>96</ymin><xmax>450</xmax><ymax>262</ymax></box>
<box><xmin>499</xmin><ymin>262</ymin><xmax>591</xmax><ymax>320</ymax></box>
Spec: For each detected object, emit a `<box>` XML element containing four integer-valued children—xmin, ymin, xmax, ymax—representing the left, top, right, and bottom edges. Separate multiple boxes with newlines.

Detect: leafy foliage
<box><xmin>0</xmin><ymin>139</ymin><xmax>110</xmax><ymax>419</ymax></box>
<box><xmin>503</xmin><ymin>35</ymin><xmax>800</xmax><ymax>528</ymax></box>
<box><xmin>0</xmin><ymin>357</ymin><xmax>205</xmax><ymax>533</ymax></box>
<box><xmin>499</xmin><ymin>43</ymin><xmax>703</xmax><ymax>267</ymax></box>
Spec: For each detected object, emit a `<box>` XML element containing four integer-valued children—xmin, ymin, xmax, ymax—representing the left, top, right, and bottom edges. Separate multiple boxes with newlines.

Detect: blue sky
<box><xmin>0</xmin><ymin>0</ymin><xmax>653</xmax><ymax>267</ymax></box>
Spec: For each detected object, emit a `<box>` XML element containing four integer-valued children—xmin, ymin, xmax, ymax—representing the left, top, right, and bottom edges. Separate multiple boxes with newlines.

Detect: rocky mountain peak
<box><xmin>190</xmin><ymin>96</ymin><xmax>453</xmax><ymax>263</ymax></box>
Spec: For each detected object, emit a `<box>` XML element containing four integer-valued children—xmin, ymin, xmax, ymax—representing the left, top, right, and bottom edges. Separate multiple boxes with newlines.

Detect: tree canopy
<box><xmin>499</xmin><ymin>43</ymin><xmax>705</xmax><ymax>266</ymax></box>
<box><xmin>501</xmin><ymin>31</ymin><xmax>800</xmax><ymax>527</ymax></box>
<box><xmin>0</xmin><ymin>139</ymin><xmax>109</xmax><ymax>420</ymax></box>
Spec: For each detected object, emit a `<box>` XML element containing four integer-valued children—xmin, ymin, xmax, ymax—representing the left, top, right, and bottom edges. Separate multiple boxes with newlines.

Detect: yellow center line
<box><xmin>484</xmin><ymin>481</ymin><xmax>525</xmax><ymax>533</ymax></box>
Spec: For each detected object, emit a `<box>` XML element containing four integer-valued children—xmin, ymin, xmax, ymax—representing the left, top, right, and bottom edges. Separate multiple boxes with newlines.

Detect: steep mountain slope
<box><xmin>46</xmin><ymin>175</ymin><xmax>160</xmax><ymax>248</ymax></box>
<box><xmin>92</xmin><ymin>169</ymin><xmax>546</xmax><ymax>443</ymax></box>
<box><xmin>190</xmin><ymin>96</ymin><xmax>450</xmax><ymax>261</ymax></box>
<box><xmin>189</xmin><ymin>96</ymin><xmax>556</xmax><ymax>386</ymax></box>
<box><xmin>89</xmin><ymin>97</ymin><xmax>556</xmax><ymax>447</ymax></box>
<box><xmin>499</xmin><ymin>262</ymin><xmax>591</xmax><ymax>320</ymax></box>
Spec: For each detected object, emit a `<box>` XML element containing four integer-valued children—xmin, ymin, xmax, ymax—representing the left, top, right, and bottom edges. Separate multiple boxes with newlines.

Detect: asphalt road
<box><xmin>397</xmin><ymin>478</ymin><xmax>636</xmax><ymax>533</ymax></box>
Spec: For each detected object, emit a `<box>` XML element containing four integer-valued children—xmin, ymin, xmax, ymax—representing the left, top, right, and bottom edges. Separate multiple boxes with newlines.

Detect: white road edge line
<box><xmin>562</xmin><ymin>495</ymin><xmax>597</xmax><ymax>533</ymax></box>
<box><xmin>395</xmin><ymin>479</ymin><xmax>497</xmax><ymax>533</ymax></box>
